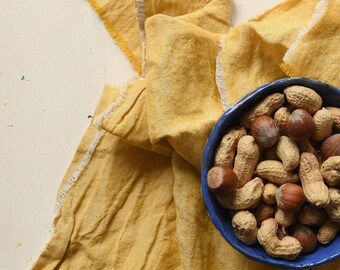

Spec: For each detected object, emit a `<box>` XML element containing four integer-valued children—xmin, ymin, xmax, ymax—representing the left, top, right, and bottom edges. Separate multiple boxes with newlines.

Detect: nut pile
<box><xmin>207</xmin><ymin>85</ymin><xmax>340</xmax><ymax>260</ymax></box>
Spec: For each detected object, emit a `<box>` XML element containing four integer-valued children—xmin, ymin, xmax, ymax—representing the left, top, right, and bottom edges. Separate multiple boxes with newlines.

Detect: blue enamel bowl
<box><xmin>201</xmin><ymin>77</ymin><xmax>340</xmax><ymax>269</ymax></box>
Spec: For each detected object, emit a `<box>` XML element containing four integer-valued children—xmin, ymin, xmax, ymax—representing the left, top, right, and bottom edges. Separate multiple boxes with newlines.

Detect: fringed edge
<box><xmin>135</xmin><ymin>0</ymin><xmax>147</xmax><ymax>78</ymax></box>
<box><xmin>279</xmin><ymin>62</ymin><xmax>300</xmax><ymax>77</ymax></box>
<box><xmin>87</xmin><ymin>0</ymin><xmax>142</xmax><ymax>76</ymax></box>
<box><xmin>283</xmin><ymin>0</ymin><xmax>329</xmax><ymax>62</ymax></box>
<box><xmin>54</xmin><ymin>77</ymin><xmax>138</xmax><ymax>216</ymax></box>
<box><xmin>215</xmin><ymin>35</ymin><xmax>230</xmax><ymax>111</ymax></box>
<box><xmin>55</xmin><ymin>129</ymin><xmax>104</xmax><ymax>214</ymax></box>
<box><xmin>93</xmin><ymin>77</ymin><xmax>139</xmax><ymax>129</ymax></box>
<box><xmin>55</xmin><ymin>0</ymin><xmax>146</xmax><ymax>218</ymax></box>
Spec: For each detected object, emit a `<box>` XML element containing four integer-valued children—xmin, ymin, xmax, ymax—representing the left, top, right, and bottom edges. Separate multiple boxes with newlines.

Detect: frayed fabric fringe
<box><xmin>135</xmin><ymin>0</ymin><xmax>148</xmax><ymax>78</ymax></box>
<box><xmin>279</xmin><ymin>62</ymin><xmax>300</xmax><ymax>77</ymax></box>
<box><xmin>283</xmin><ymin>0</ymin><xmax>329</xmax><ymax>62</ymax></box>
<box><xmin>215</xmin><ymin>35</ymin><xmax>230</xmax><ymax>111</ymax></box>
<box><xmin>55</xmin><ymin>77</ymin><xmax>138</xmax><ymax>216</ymax></box>
<box><xmin>88</xmin><ymin>0</ymin><xmax>142</xmax><ymax>75</ymax></box>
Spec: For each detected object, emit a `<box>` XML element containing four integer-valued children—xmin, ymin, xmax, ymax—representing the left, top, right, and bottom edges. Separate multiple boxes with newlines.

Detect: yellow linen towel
<box><xmin>32</xmin><ymin>0</ymin><xmax>340</xmax><ymax>269</ymax></box>
<box><xmin>281</xmin><ymin>0</ymin><xmax>340</xmax><ymax>86</ymax></box>
<box><xmin>88</xmin><ymin>0</ymin><xmax>230</xmax><ymax>76</ymax></box>
<box><xmin>220</xmin><ymin>0</ymin><xmax>320</xmax><ymax>107</ymax></box>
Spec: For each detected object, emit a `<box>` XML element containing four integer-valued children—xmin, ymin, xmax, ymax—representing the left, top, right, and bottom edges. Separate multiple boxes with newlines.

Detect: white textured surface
<box><xmin>0</xmin><ymin>0</ymin><xmax>282</xmax><ymax>269</ymax></box>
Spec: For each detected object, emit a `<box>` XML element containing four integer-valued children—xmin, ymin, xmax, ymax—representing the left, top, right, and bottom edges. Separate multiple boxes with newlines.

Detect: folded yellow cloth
<box><xmin>32</xmin><ymin>0</ymin><xmax>340</xmax><ymax>269</ymax></box>
<box><xmin>282</xmin><ymin>0</ymin><xmax>340</xmax><ymax>86</ymax></box>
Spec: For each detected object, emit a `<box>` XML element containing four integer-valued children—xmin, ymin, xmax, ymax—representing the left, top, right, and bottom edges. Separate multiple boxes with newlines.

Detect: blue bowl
<box><xmin>201</xmin><ymin>77</ymin><xmax>340</xmax><ymax>269</ymax></box>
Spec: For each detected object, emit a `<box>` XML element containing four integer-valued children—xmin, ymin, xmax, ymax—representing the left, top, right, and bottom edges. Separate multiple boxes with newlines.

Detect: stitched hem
<box><xmin>94</xmin><ymin>78</ymin><xmax>139</xmax><ymax>128</ymax></box>
<box><xmin>88</xmin><ymin>0</ymin><xmax>142</xmax><ymax>76</ymax></box>
<box><xmin>55</xmin><ymin>129</ymin><xmax>104</xmax><ymax>213</ymax></box>
<box><xmin>55</xmin><ymin>78</ymin><xmax>139</xmax><ymax>216</ymax></box>
<box><xmin>215</xmin><ymin>35</ymin><xmax>230</xmax><ymax>111</ymax></box>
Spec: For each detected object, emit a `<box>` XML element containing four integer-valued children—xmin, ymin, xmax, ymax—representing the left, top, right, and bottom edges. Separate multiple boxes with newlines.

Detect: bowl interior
<box><xmin>201</xmin><ymin>77</ymin><xmax>340</xmax><ymax>269</ymax></box>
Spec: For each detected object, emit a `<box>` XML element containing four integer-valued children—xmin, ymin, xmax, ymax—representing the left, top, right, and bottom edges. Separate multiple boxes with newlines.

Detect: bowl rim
<box><xmin>201</xmin><ymin>77</ymin><xmax>340</xmax><ymax>269</ymax></box>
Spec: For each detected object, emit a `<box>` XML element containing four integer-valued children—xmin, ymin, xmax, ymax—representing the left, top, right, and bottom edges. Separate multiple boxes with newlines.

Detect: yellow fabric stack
<box><xmin>32</xmin><ymin>0</ymin><xmax>340</xmax><ymax>269</ymax></box>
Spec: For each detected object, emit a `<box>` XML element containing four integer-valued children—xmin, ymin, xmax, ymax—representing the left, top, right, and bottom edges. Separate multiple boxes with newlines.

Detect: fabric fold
<box><xmin>282</xmin><ymin>0</ymin><xmax>340</xmax><ymax>87</ymax></box>
<box><xmin>220</xmin><ymin>0</ymin><xmax>320</xmax><ymax>106</ymax></box>
<box><xmin>145</xmin><ymin>15</ymin><xmax>224</xmax><ymax>169</ymax></box>
<box><xmin>99</xmin><ymin>80</ymin><xmax>173</xmax><ymax>155</ymax></box>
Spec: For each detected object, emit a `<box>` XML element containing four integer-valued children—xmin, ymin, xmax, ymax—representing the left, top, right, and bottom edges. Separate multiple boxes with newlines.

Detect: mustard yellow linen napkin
<box><xmin>281</xmin><ymin>0</ymin><xmax>340</xmax><ymax>87</ymax></box>
<box><xmin>219</xmin><ymin>0</ymin><xmax>320</xmax><ymax>108</ymax></box>
<box><xmin>32</xmin><ymin>0</ymin><xmax>340</xmax><ymax>269</ymax></box>
<box><xmin>88</xmin><ymin>0</ymin><xmax>230</xmax><ymax>76</ymax></box>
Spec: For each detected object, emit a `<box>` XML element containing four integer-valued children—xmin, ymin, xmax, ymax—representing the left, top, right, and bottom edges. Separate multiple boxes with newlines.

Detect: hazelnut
<box><xmin>275</xmin><ymin>183</ymin><xmax>305</xmax><ymax>213</ymax></box>
<box><xmin>291</xmin><ymin>224</ymin><xmax>317</xmax><ymax>254</ymax></box>
<box><xmin>320</xmin><ymin>134</ymin><xmax>340</xmax><ymax>160</ymax></box>
<box><xmin>250</xmin><ymin>116</ymin><xmax>280</xmax><ymax>148</ymax></box>
<box><xmin>253</xmin><ymin>203</ymin><xmax>275</xmax><ymax>226</ymax></box>
<box><xmin>285</xmin><ymin>109</ymin><xmax>316</xmax><ymax>141</ymax></box>
<box><xmin>298</xmin><ymin>205</ymin><xmax>327</xmax><ymax>227</ymax></box>
<box><xmin>207</xmin><ymin>166</ymin><xmax>238</xmax><ymax>196</ymax></box>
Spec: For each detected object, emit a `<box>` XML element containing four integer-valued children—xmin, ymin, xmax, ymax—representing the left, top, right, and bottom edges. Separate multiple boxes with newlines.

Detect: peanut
<box><xmin>256</xmin><ymin>160</ymin><xmax>299</xmax><ymax>185</ymax></box>
<box><xmin>298</xmin><ymin>206</ymin><xmax>327</xmax><ymax>227</ymax></box>
<box><xmin>233</xmin><ymin>135</ymin><xmax>260</xmax><ymax>187</ymax></box>
<box><xmin>214</xmin><ymin>126</ymin><xmax>247</xmax><ymax>167</ymax></box>
<box><xmin>274</xmin><ymin>107</ymin><xmax>290</xmax><ymax>132</ymax></box>
<box><xmin>276</xmin><ymin>136</ymin><xmax>300</xmax><ymax>171</ymax></box>
<box><xmin>232</xmin><ymin>211</ymin><xmax>258</xmax><ymax>245</ymax></box>
<box><xmin>284</xmin><ymin>86</ymin><xmax>322</xmax><ymax>114</ymax></box>
<box><xmin>299</xmin><ymin>152</ymin><xmax>330</xmax><ymax>207</ymax></box>
<box><xmin>240</xmin><ymin>93</ymin><xmax>285</xmax><ymax>128</ymax></box>
<box><xmin>312</xmin><ymin>108</ymin><xmax>333</xmax><ymax>141</ymax></box>
<box><xmin>216</xmin><ymin>177</ymin><xmax>264</xmax><ymax>210</ymax></box>
<box><xmin>317</xmin><ymin>218</ymin><xmax>339</xmax><ymax>244</ymax></box>
<box><xmin>257</xmin><ymin>218</ymin><xmax>302</xmax><ymax>260</ymax></box>
<box><xmin>262</xmin><ymin>183</ymin><xmax>278</xmax><ymax>205</ymax></box>
<box><xmin>321</xmin><ymin>156</ymin><xmax>340</xmax><ymax>187</ymax></box>
<box><xmin>297</xmin><ymin>139</ymin><xmax>317</xmax><ymax>155</ymax></box>
<box><xmin>325</xmin><ymin>188</ymin><xmax>340</xmax><ymax>224</ymax></box>
<box><xmin>326</xmin><ymin>107</ymin><xmax>340</xmax><ymax>131</ymax></box>
<box><xmin>275</xmin><ymin>208</ymin><xmax>296</xmax><ymax>228</ymax></box>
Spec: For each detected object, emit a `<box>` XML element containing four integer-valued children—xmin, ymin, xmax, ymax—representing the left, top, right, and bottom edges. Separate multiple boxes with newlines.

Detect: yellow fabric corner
<box><xmin>220</xmin><ymin>0</ymin><xmax>319</xmax><ymax>106</ymax></box>
<box><xmin>32</xmin><ymin>0</ymin><xmax>340</xmax><ymax>269</ymax></box>
<box><xmin>100</xmin><ymin>79</ymin><xmax>173</xmax><ymax>156</ymax></box>
<box><xmin>88</xmin><ymin>0</ymin><xmax>143</xmax><ymax>75</ymax></box>
<box><xmin>282</xmin><ymin>0</ymin><xmax>340</xmax><ymax>87</ymax></box>
<box><xmin>88</xmin><ymin>0</ymin><xmax>229</xmax><ymax>75</ymax></box>
<box><xmin>176</xmin><ymin>0</ymin><xmax>231</xmax><ymax>34</ymax></box>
